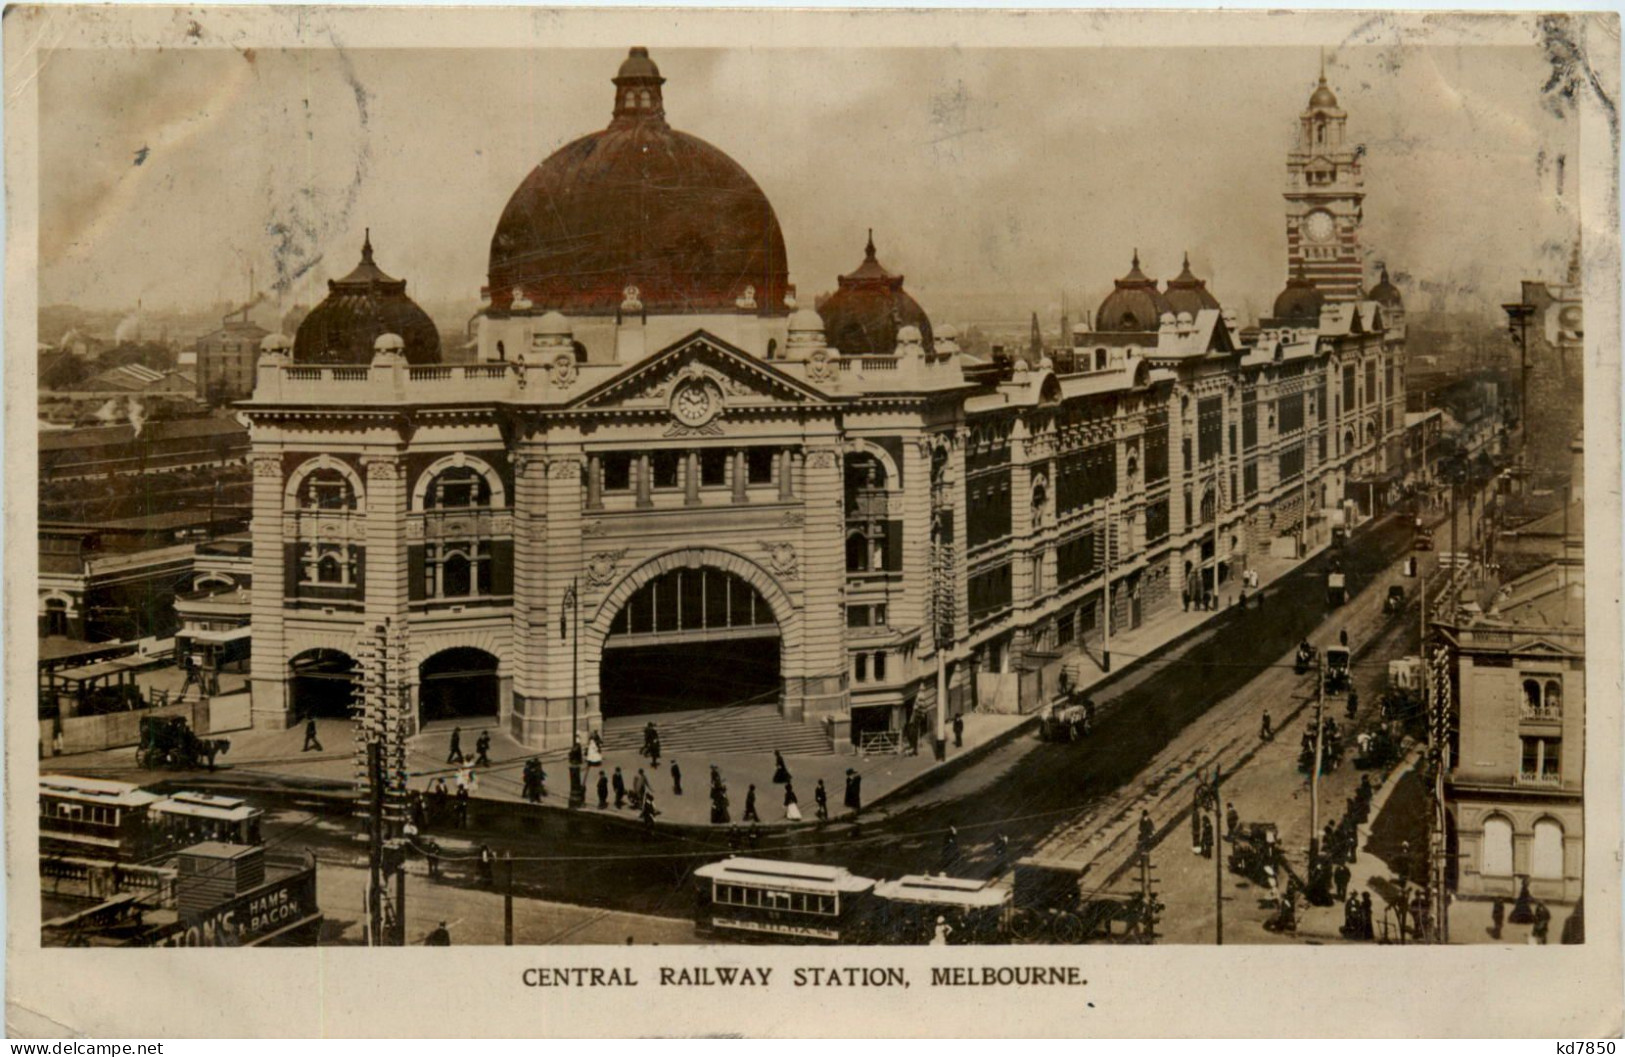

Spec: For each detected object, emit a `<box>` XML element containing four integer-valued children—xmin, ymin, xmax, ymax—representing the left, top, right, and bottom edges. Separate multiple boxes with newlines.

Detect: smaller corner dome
<box><xmin>292</xmin><ymin>231</ymin><xmax>441</xmax><ymax>366</ymax></box>
<box><xmin>260</xmin><ymin>332</ymin><xmax>292</xmax><ymax>355</ymax></box>
<box><xmin>1272</xmin><ymin>270</ymin><xmax>1325</xmax><ymax>324</ymax></box>
<box><xmin>1367</xmin><ymin>267</ymin><xmax>1404</xmax><ymax>309</ymax></box>
<box><xmin>1163</xmin><ymin>252</ymin><xmax>1223</xmax><ymax>318</ymax></box>
<box><xmin>1309</xmin><ymin>80</ymin><xmax>1338</xmax><ymax>109</ymax></box>
<box><xmin>1096</xmin><ymin>250</ymin><xmax>1172</xmax><ymax>332</ymax></box>
<box><xmin>816</xmin><ymin>231</ymin><xmax>934</xmax><ymax>357</ymax></box>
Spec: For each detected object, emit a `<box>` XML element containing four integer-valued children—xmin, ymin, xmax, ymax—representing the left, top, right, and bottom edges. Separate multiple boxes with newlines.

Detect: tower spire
<box><xmin>865</xmin><ymin>228</ymin><xmax>876</xmax><ymax>260</ymax></box>
<box><xmin>362</xmin><ymin>227</ymin><xmax>374</xmax><ymax>264</ymax></box>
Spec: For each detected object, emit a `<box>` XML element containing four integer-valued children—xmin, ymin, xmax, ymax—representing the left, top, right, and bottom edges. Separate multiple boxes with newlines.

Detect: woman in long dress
<box><xmin>772</xmin><ymin>750</ymin><xmax>791</xmax><ymax>784</ymax></box>
<box><xmin>585</xmin><ymin>731</ymin><xmax>604</xmax><ymax>767</ymax></box>
<box><xmin>783</xmin><ymin>781</ymin><xmax>802</xmax><ymax>821</ymax></box>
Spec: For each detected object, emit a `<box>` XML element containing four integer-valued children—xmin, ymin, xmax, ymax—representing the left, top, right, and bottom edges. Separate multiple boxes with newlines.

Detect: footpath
<box><xmin>47</xmin><ymin>515</ymin><xmax>1357</xmax><ymax>836</ymax></box>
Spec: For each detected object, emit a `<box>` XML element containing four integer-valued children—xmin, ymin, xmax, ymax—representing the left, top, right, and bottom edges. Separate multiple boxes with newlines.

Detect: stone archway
<box><xmin>589</xmin><ymin>548</ymin><xmax>796</xmax><ymax>720</ymax></box>
<box><xmin>289</xmin><ymin>648</ymin><xmax>358</xmax><ymax>720</ymax></box>
<box><xmin>418</xmin><ymin>647</ymin><xmax>501</xmax><ymax>726</ymax></box>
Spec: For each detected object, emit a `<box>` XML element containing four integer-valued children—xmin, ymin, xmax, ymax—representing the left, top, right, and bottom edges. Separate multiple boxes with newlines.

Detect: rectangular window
<box><xmin>846</xmin><ymin>605</ymin><xmax>868</xmax><ymax>629</ymax></box>
<box><xmin>1278</xmin><ymin>392</ymin><xmax>1305</xmax><ymax>434</ymax></box>
<box><xmin>854</xmin><ymin>654</ymin><xmax>868</xmax><ymax>682</ymax></box>
<box><xmin>1279</xmin><ymin>444</ymin><xmax>1305</xmax><ymax>482</ymax></box>
<box><xmin>1365</xmin><ymin>360</ymin><xmax>1378</xmax><ymax>405</ymax></box>
<box><xmin>1521</xmin><ymin>737</ymin><xmax>1561</xmax><ymax>782</ymax></box>
<box><xmin>1243</xmin><ymin>460</ymin><xmax>1259</xmax><ymax>497</ymax></box>
<box><xmin>1242</xmin><ymin>391</ymin><xmax>1258</xmax><ymax>449</ymax></box>
<box><xmin>1198</xmin><ymin>397</ymin><xmax>1222</xmax><ymax>463</ymax></box>
<box><xmin>1057</xmin><ymin>611</ymin><xmax>1075</xmax><ymax>646</ymax></box>
<box><xmin>747</xmin><ymin>448</ymin><xmax>775</xmax><ymax>485</ymax></box>
<box><xmin>873</xmin><ymin>652</ymin><xmax>887</xmax><ymax>681</ymax></box>
<box><xmin>652</xmin><ymin>451</ymin><xmax>680</xmax><ymax>489</ymax></box>
<box><xmin>1145</xmin><ymin>499</ymin><xmax>1170</xmax><ymax>543</ymax></box>
<box><xmin>1144</xmin><ymin>412</ymin><xmax>1169</xmax><ymax>483</ymax></box>
<box><xmin>1343</xmin><ymin>365</ymin><xmax>1357</xmax><ymax>411</ymax></box>
<box><xmin>602</xmin><ymin>454</ymin><xmax>632</xmax><ymax>491</ymax></box>
<box><xmin>700</xmin><ymin>449</ymin><xmax>728</xmax><ymax>487</ymax></box>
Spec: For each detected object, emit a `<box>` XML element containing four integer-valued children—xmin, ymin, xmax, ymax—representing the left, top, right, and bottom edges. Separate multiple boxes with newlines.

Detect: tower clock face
<box><xmin>1304</xmin><ymin>209</ymin><xmax>1336</xmax><ymax>244</ymax></box>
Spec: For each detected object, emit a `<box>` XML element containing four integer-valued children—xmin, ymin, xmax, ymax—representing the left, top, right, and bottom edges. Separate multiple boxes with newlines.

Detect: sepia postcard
<box><xmin>4</xmin><ymin>5</ymin><xmax>1621</xmax><ymax>1038</ymax></box>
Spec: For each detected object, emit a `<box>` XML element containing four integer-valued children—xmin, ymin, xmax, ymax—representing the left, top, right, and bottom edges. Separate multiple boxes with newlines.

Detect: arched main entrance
<box><xmin>600</xmin><ymin>565</ymin><xmax>780</xmax><ymax>718</ymax></box>
<box><xmin>419</xmin><ymin>647</ymin><xmax>500</xmax><ymax>726</ymax></box>
<box><xmin>289</xmin><ymin>649</ymin><xmax>358</xmax><ymax>720</ymax></box>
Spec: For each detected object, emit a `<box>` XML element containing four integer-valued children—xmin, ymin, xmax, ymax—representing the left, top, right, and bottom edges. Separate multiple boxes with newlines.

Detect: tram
<box><xmin>693</xmin><ymin>858</ymin><xmax>877</xmax><ymax>943</ymax></box>
<box><xmin>40</xmin><ymin>775</ymin><xmax>265</xmax><ymax>862</ymax></box>
<box><xmin>150</xmin><ymin>791</ymin><xmax>263</xmax><ymax>846</ymax></box>
<box><xmin>871</xmin><ymin>874</ymin><xmax>1011</xmax><ymax>944</ymax></box>
<box><xmin>39</xmin><ymin>775</ymin><xmax>163</xmax><ymax>861</ymax></box>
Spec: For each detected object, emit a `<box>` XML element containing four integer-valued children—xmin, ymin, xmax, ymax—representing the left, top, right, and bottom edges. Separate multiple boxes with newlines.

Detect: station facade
<box><xmin>241</xmin><ymin>51</ymin><xmax>1409</xmax><ymax>778</ymax></box>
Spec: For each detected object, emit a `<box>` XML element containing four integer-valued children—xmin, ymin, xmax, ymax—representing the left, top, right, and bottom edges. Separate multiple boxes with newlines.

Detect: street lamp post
<box><xmin>562</xmin><ymin>579</ymin><xmax>584</xmax><ymax>808</ymax></box>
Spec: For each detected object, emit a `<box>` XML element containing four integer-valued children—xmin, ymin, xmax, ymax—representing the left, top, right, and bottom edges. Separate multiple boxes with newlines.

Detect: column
<box><xmin>249</xmin><ymin>453</ymin><xmax>292</xmax><ymax>729</ymax></box>
<box><xmin>732</xmin><ymin>450</ymin><xmax>748</xmax><ymax>503</ymax></box>
<box><xmin>509</xmin><ymin>449</ymin><xmax>550</xmax><ymax>745</ymax></box>
<box><xmin>685</xmin><ymin>451</ymin><xmax>701</xmax><ymax>506</ymax></box>
<box><xmin>778</xmin><ymin>449</ymin><xmax>795</xmax><ymax>501</ymax></box>
<box><xmin>635</xmin><ymin>454</ymin><xmax>652</xmax><ymax>508</ymax></box>
<box><xmin>586</xmin><ymin>455</ymin><xmax>602</xmax><ymax>510</ymax></box>
<box><xmin>792</xmin><ymin>439</ymin><xmax>848</xmax><ymax>730</ymax></box>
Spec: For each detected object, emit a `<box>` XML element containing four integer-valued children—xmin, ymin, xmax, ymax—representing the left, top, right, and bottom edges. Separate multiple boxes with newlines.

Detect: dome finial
<box><xmin>1182</xmin><ymin>250</ymin><xmax>1191</xmax><ymax>271</ymax></box>
<box><xmin>1319</xmin><ymin>45</ymin><xmax>1326</xmax><ymax>84</ymax></box>
<box><xmin>362</xmin><ymin>227</ymin><xmax>374</xmax><ymax>264</ymax></box>
<box><xmin>1132</xmin><ymin>247</ymin><xmax>1140</xmax><ymax>270</ymax></box>
<box><xmin>865</xmin><ymin>228</ymin><xmax>876</xmax><ymax>261</ymax></box>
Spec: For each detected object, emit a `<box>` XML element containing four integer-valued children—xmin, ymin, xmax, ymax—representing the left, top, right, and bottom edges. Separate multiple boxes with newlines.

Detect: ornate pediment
<box><xmin>570</xmin><ymin>331</ymin><xmax>828</xmax><ymax>418</ymax></box>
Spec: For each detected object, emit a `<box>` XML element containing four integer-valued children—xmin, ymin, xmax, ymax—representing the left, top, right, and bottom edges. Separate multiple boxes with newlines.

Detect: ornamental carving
<box><xmin>364</xmin><ymin>459</ymin><xmax>400</xmax><ymax>481</ymax></box>
<box><xmin>806</xmin><ymin>449</ymin><xmax>839</xmax><ymax>470</ymax></box>
<box><xmin>551</xmin><ymin>352</ymin><xmax>578</xmax><ymax>388</ymax></box>
<box><xmin>806</xmin><ymin>349</ymin><xmax>836</xmax><ymax>384</ymax></box>
<box><xmin>547</xmin><ymin>457</ymin><xmax>582</xmax><ymax>479</ymax></box>
<box><xmin>253</xmin><ymin>456</ymin><xmax>283</xmax><ymax>478</ymax></box>
<box><xmin>582</xmin><ymin>520</ymin><xmax>608</xmax><ymax>537</ymax></box>
<box><xmin>405</xmin><ymin>519</ymin><xmax>426</xmax><ymax>540</ymax></box>
<box><xmin>584</xmin><ymin>549</ymin><xmax>629</xmax><ymax>587</ymax></box>
<box><xmin>760</xmin><ymin>541</ymin><xmax>799</xmax><ymax>579</ymax></box>
<box><xmin>779</xmin><ymin>510</ymin><xmax>805</xmax><ymax>528</ymax></box>
<box><xmin>664</xmin><ymin>420</ymin><xmax>725</xmax><ymax>438</ymax></box>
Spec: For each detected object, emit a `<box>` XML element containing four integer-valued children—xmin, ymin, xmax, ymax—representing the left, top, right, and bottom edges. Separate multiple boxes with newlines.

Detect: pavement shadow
<box><xmin>1362</xmin><ymin>764</ymin><xmax>1431</xmax><ymax>886</ymax></box>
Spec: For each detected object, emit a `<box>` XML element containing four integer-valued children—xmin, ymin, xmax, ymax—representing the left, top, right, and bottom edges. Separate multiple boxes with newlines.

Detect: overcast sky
<box><xmin>39</xmin><ymin>44</ymin><xmax>1581</xmax><ymax>323</ymax></box>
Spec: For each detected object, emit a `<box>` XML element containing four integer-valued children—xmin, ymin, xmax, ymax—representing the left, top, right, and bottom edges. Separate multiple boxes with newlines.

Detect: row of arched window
<box><xmin>290</xmin><ymin>458</ymin><xmax>506</xmax><ymax>515</ymax></box>
<box><xmin>1480</xmin><ymin>815</ymin><xmax>1566</xmax><ymax>880</ymax></box>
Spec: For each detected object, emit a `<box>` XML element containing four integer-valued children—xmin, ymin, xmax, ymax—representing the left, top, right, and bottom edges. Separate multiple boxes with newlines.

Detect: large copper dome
<box><xmin>293</xmin><ymin>233</ymin><xmax>441</xmax><ymax>365</ymax></box>
<box><xmin>486</xmin><ymin>48</ymin><xmax>790</xmax><ymax>317</ymax></box>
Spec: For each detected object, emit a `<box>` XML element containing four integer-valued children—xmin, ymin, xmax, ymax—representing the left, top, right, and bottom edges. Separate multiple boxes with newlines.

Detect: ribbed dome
<box><xmin>1367</xmin><ymin>266</ymin><xmax>1403</xmax><ymax>310</ymax></box>
<box><xmin>1096</xmin><ymin>252</ymin><xmax>1172</xmax><ymax>332</ymax></box>
<box><xmin>292</xmin><ymin>233</ymin><xmax>441</xmax><ymax>365</ymax></box>
<box><xmin>816</xmin><ymin>232</ymin><xmax>933</xmax><ymax>356</ymax></box>
<box><xmin>486</xmin><ymin>48</ymin><xmax>790</xmax><ymax>317</ymax></box>
<box><xmin>1162</xmin><ymin>252</ymin><xmax>1222</xmax><ymax>318</ymax></box>
<box><xmin>1272</xmin><ymin>269</ymin><xmax>1325</xmax><ymax>325</ymax></box>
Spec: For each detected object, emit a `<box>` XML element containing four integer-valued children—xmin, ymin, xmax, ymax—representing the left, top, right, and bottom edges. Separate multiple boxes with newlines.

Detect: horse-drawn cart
<box><xmin>137</xmin><ymin>716</ymin><xmax>228</xmax><ymax>771</ymax></box>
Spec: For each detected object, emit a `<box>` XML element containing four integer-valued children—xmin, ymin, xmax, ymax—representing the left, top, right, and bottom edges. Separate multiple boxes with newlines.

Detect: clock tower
<box><xmin>1285</xmin><ymin>59</ymin><xmax>1365</xmax><ymax>302</ymax></box>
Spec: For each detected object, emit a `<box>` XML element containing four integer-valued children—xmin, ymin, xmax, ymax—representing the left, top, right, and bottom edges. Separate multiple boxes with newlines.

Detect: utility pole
<box><xmin>1101</xmin><ymin>493</ymin><xmax>1113</xmax><ymax>673</ymax></box>
<box><xmin>930</xmin><ymin>518</ymin><xmax>952</xmax><ymax>762</ymax></box>
<box><xmin>563</xmin><ymin>580</ymin><xmax>585</xmax><ymax>808</ymax></box>
<box><xmin>394</xmin><ymin>848</ymin><xmax>407</xmax><ymax>947</ymax></box>
<box><xmin>1213</xmin><ymin>761</ymin><xmax>1224</xmax><ymax>946</ymax></box>
<box><xmin>1309</xmin><ymin>655</ymin><xmax>1326</xmax><ymax>871</ymax></box>
<box><xmin>503</xmin><ymin>852</ymin><xmax>515</xmax><ymax>946</ymax></box>
<box><xmin>367</xmin><ymin>740</ymin><xmax>384</xmax><ymax>947</ymax></box>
